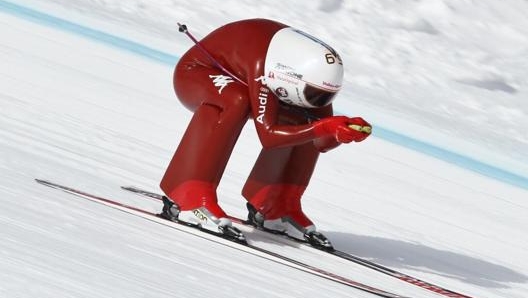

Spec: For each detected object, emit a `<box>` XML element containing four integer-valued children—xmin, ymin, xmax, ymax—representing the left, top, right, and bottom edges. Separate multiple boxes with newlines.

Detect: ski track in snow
<box><xmin>1</xmin><ymin>1</ymin><xmax>528</xmax><ymax>298</ymax></box>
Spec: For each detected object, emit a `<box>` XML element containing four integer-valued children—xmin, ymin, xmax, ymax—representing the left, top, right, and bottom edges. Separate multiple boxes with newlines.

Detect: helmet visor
<box><xmin>303</xmin><ymin>84</ymin><xmax>337</xmax><ymax>107</ymax></box>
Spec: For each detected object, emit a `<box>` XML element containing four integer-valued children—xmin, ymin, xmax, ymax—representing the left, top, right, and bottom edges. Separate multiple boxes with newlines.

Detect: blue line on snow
<box><xmin>375</xmin><ymin>127</ymin><xmax>528</xmax><ymax>190</ymax></box>
<box><xmin>0</xmin><ymin>0</ymin><xmax>179</xmax><ymax>65</ymax></box>
<box><xmin>2</xmin><ymin>0</ymin><xmax>528</xmax><ymax>191</ymax></box>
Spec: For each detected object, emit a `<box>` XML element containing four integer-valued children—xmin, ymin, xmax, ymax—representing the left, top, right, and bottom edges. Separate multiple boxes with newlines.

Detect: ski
<box><xmin>121</xmin><ymin>185</ymin><xmax>474</xmax><ymax>298</ymax></box>
<box><xmin>35</xmin><ymin>179</ymin><xmax>405</xmax><ymax>298</ymax></box>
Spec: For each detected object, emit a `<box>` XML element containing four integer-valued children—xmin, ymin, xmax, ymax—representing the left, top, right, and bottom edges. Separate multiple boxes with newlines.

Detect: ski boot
<box><xmin>246</xmin><ymin>203</ymin><xmax>333</xmax><ymax>250</ymax></box>
<box><xmin>159</xmin><ymin>196</ymin><xmax>246</xmax><ymax>243</ymax></box>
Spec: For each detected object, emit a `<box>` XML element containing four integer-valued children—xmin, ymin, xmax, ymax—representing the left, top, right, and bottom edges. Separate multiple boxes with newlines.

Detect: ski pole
<box><xmin>177</xmin><ymin>23</ymin><xmax>247</xmax><ymax>86</ymax></box>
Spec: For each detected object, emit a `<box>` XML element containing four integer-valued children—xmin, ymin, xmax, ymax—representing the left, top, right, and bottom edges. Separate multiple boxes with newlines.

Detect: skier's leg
<box><xmin>242</xmin><ymin>104</ymin><xmax>334</xmax><ymax>247</ymax></box>
<box><xmin>160</xmin><ymin>58</ymin><xmax>249</xmax><ymax>233</ymax></box>
<box><xmin>242</xmin><ymin>142</ymin><xmax>320</xmax><ymax>232</ymax></box>
<box><xmin>243</xmin><ymin>144</ymin><xmax>333</xmax><ymax>248</ymax></box>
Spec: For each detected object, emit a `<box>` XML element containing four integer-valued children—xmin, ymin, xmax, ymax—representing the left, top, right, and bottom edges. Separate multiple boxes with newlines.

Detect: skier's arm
<box><xmin>248</xmin><ymin>80</ymin><xmax>371</xmax><ymax>150</ymax></box>
<box><xmin>310</xmin><ymin>105</ymin><xmax>341</xmax><ymax>152</ymax></box>
<box><xmin>248</xmin><ymin>83</ymin><xmax>315</xmax><ymax>149</ymax></box>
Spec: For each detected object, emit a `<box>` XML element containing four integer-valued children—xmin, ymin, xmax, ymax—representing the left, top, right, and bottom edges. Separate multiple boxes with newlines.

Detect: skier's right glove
<box><xmin>313</xmin><ymin>116</ymin><xmax>372</xmax><ymax>143</ymax></box>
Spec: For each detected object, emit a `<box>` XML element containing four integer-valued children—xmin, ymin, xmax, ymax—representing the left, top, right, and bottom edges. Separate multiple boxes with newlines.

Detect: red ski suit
<box><xmin>160</xmin><ymin>19</ymin><xmax>361</xmax><ymax>227</ymax></box>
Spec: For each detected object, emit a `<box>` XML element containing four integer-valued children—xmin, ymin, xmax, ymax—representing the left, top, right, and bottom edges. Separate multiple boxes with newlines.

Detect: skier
<box><xmin>159</xmin><ymin>19</ymin><xmax>372</xmax><ymax>248</ymax></box>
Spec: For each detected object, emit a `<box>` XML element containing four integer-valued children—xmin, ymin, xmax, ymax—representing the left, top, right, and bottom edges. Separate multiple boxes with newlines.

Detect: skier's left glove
<box><xmin>343</xmin><ymin>117</ymin><xmax>372</xmax><ymax>143</ymax></box>
<box><xmin>312</xmin><ymin>116</ymin><xmax>372</xmax><ymax>143</ymax></box>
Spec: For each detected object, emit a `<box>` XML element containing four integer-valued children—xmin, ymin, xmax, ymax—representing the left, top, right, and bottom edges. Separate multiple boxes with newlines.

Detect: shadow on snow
<box><xmin>326</xmin><ymin>231</ymin><xmax>527</xmax><ymax>289</ymax></box>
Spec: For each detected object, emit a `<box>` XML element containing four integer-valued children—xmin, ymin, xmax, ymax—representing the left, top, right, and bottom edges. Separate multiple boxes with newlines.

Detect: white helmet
<box><xmin>264</xmin><ymin>27</ymin><xmax>344</xmax><ymax>108</ymax></box>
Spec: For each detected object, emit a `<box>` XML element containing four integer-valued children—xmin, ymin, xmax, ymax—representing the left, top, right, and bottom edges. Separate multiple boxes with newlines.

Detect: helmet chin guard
<box><xmin>264</xmin><ymin>28</ymin><xmax>344</xmax><ymax>108</ymax></box>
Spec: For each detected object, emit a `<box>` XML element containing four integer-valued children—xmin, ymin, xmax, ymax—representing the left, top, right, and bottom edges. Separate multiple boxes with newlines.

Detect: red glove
<box><xmin>313</xmin><ymin>116</ymin><xmax>372</xmax><ymax>143</ymax></box>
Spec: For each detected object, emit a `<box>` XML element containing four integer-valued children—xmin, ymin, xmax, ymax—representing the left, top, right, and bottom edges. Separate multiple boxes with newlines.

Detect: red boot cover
<box><xmin>249</xmin><ymin>184</ymin><xmax>313</xmax><ymax>227</ymax></box>
<box><xmin>166</xmin><ymin>180</ymin><xmax>227</xmax><ymax>218</ymax></box>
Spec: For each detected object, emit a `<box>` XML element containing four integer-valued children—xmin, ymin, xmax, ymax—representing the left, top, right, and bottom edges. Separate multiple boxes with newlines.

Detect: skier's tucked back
<box><xmin>159</xmin><ymin>19</ymin><xmax>372</xmax><ymax>248</ymax></box>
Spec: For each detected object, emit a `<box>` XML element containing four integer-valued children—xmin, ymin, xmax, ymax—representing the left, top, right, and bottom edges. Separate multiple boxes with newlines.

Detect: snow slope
<box><xmin>1</xmin><ymin>1</ymin><xmax>527</xmax><ymax>297</ymax></box>
<box><xmin>19</xmin><ymin>0</ymin><xmax>528</xmax><ymax>188</ymax></box>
